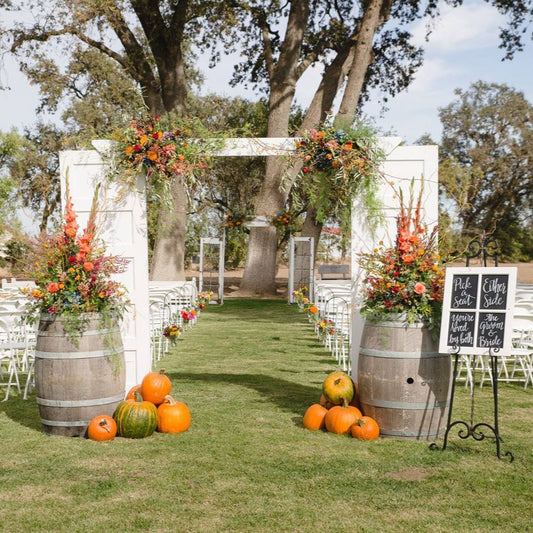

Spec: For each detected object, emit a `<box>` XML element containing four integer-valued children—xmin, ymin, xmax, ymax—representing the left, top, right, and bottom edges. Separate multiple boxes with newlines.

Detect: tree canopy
<box><xmin>439</xmin><ymin>80</ymin><xmax>533</xmax><ymax>259</ymax></box>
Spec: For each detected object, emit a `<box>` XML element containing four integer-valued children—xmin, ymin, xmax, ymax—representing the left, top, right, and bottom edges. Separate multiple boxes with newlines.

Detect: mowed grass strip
<box><xmin>0</xmin><ymin>298</ymin><xmax>532</xmax><ymax>533</ymax></box>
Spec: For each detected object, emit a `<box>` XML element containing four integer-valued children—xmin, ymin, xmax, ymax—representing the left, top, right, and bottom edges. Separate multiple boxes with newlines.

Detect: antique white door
<box><xmin>59</xmin><ymin>144</ymin><xmax>151</xmax><ymax>390</ymax></box>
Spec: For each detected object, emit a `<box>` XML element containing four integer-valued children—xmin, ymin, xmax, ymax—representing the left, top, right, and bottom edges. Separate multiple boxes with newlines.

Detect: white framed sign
<box><xmin>439</xmin><ymin>267</ymin><xmax>517</xmax><ymax>355</ymax></box>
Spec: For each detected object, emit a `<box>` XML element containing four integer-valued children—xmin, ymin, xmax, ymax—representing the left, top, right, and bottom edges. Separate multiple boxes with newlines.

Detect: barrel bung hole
<box><xmin>406</xmin><ymin>377</ymin><xmax>415</xmax><ymax>384</ymax></box>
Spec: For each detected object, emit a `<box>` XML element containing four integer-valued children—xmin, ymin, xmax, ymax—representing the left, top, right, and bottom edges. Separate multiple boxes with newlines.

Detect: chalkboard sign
<box><xmin>439</xmin><ymin>267</ymin><xmax>517</xmax><ymax>355</ymax></box>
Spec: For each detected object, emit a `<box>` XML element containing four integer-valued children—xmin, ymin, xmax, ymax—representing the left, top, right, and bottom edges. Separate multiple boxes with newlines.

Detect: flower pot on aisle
<box><xmin>35</xmin><ymin>313</ymin><xmax>125</xmax><ymax>437</ymax></box>
<box><xmin>358</xmin><ymin>317</ymin><xmax>451</xmax><ymax>440</ymax></box>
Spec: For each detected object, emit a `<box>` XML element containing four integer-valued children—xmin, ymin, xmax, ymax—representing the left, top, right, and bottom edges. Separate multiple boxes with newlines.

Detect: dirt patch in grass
<box><xmin>386</xmin><ymin>467</ymin><xmax>432</xmax><ymax>481</ymax></box>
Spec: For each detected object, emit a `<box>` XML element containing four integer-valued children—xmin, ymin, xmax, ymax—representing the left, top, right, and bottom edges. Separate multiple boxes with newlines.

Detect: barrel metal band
<box><xmin>36</xmin><ymin>394</ymin><xmax>124</xmax><ymax>407</ymax></box>
<box><xmin>41</xmin><ymin>418</ymin><xmax>90</xmax><ymax>427</ymax></box>
<box><xmin>359</xmin><ymin>348</ymin><xmax>444</xmax><ymax>359</ymax></box>
<box><xmin>363</xmin><ymin>398</ymin><xmax>449</xmax><ymax>409</ymax></box>
<box><xmin>380</xmin><ymin>428</ymin><xmax>441</xmax><ymax>437</ymax></box>
<box><xmin>367</xmin><ymin>321</ymin><xmax>427</xmax><ymax>329</ymax></box>
<box><xmin>35</xmin><ymin>349</ymin><xmax>123</xmax><ymax>360</ymax></box>
<box><xmin>37</xmin><ymin>328</ymin><xmax>120</xmax><ymax>337</ymax></box>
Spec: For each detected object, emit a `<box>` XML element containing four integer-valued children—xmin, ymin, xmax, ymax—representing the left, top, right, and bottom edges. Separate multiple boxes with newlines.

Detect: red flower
<box><xmin>302</xmin><ymin>167</ymin><xmax>309</xmax><ymax>173</ymax></box>
<box><xmin>384</xmin><ymin>301</ymin><xmax>392</xmax><ymax>308</ymax></box>
<box><xmin>133</xmin><ymin>144</ymin><xmax>142</xmax><ymax>152</ymax></box>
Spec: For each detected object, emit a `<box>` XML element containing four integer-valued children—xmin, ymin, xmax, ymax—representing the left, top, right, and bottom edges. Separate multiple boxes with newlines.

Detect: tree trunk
<box><xmin>150</xmin><ymin>177</ymin><xmax>187</xmax><ymax>281</ymax></box>
<box><xmin>335</xmin><ymin>0</ymin><xmax>392</xmax><ymax>128</ymax></box>
<box><xmin>240</xmin><ymin>0</ymin><xmax>309</xmax><ymax>295</ymax></box>
<box><xmin>300</xmin><ymin>206</ymin><xmax>324</xmax><ymax>262</ymax></box>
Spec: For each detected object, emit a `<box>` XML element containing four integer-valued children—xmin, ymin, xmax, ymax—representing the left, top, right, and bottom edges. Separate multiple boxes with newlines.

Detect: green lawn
<box><xmin>1</xmin><ymin>299</ymin><xmax>532</xmax><ymax>532</ymax></box>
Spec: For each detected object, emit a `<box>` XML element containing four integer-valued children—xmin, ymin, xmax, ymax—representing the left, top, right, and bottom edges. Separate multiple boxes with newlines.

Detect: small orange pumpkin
<box><xmin>157</xmin><ymin>395</ymin><xmax>191</xmax><ymax>433</ymax></box>
<box><xmin>302</xmin><ymin>403</ymin><xmax>328</xmax><ymax>430</ymax></box>
<box><xmin>319</xmin><ymin>394</ymin><xmax>335</xmax><ymax>409</ymax></box>
<box><xmin>140</xmin><ymin>370</ymin><xmax>172</xmax><ymax>405</ymax></box>
<box><xmin>87</xmin><ymin>415</ymin><xmax>117</xmax><ymax>441</ymax></box>
<box><xmin>325</xmin><ymin>405</ymin><xmax>362</xmax><ymax>435</ymax></box>
<box><xmin>351</xmin><ymin>416</ymin><xmax>380</xmax><ymax>440</ymax></box>
<box><xmin>125</xmin><ymin>384</ymin><xmax>142</xmax><ymax>400</ymax></box>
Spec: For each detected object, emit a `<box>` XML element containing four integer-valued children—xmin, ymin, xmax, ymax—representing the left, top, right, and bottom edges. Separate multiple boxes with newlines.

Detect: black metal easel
<box><xmin>430</xmin><ymin>235</ymin><xmax>514</xmax><ymax>462</ymax></box>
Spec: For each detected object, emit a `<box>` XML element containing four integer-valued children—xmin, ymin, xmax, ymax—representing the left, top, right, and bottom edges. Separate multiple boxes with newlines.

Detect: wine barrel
<box><xmin>35</xmin><ymin>314</ymin><xmax>126</xmax><ymax>437</ymax></box>
<box><xmin>358</xmin><ymin>318</ymin><xmax>451</xmax><ymax>440</ymax></box>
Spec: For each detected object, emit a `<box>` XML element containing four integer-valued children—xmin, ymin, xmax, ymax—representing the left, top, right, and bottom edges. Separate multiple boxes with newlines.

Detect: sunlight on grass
<box><xmin>0</xmin><ymin>298</ymin><xmax>532</xmax><ymax>532</ymax></box>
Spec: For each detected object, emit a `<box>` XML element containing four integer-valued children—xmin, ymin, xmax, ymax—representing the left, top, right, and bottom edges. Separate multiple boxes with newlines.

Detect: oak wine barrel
<box><xmin>358</xmin><ymin>318</ymin><xmax>451</xmax><ymax>440</ymax></box>
<box><xmin>35</xmin><ymin>313</ymin><xmax>125</xmax><ymax>437</ymax></box>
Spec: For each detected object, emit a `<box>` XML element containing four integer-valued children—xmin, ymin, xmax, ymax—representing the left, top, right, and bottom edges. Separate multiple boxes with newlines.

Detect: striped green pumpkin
<box><xmin>113</xmin><ymin>393</ymin><xmax>158</xmax><ymax>439</ymax></box>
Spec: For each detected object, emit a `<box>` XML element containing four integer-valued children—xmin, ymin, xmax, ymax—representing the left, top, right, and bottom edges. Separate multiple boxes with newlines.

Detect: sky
<box><xmin>1</xmin><ymin>1</ymin><xmax>532</xmax><ymax>146</ymax></box>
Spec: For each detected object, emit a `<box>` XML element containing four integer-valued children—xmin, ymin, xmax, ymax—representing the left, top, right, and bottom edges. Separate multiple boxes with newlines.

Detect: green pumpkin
<box><xmin>113</xmin><ymin>392</ymin><xmax>158</xmax><ymax>439</ymax></box>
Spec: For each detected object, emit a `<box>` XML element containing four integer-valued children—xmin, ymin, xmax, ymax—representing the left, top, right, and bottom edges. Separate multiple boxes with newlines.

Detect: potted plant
<box><xmin>23</xmin><ymin>182</ymin><xmax>130</xmax><ymax>437</ymax></box>
<box><xmin>356</xmin><ymin>182</ymin><xmax>451</xmax><ymax>440</ymax></box>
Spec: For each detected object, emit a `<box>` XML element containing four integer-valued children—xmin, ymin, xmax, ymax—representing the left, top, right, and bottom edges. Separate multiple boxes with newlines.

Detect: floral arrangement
<box><xmin>292</xmin><ymin>124</ymin><xmax>385</xmax><ymax>224</ymax></box>
<box><xmin>291</xmin><ymin>285</ymin><xmax>309</xmax><ymax>309</ymax></box>
<box><xmin>357</xmin><ymin>184</ymin><xmax>445</xmax><ymax>326</ymax></box>
<box><xmin>316</xmin><ymin>318</ymin><xmax>335</xmax><ymax>339</ymax></box>
<box><xmin>163</xmin><ymin>324</ymin><xmax>182</xmax><ymax>344</ymax></box>
<box><xmin>197</xmin><ymin>291</ymin><xmax>213</xmax><ymax>310</ymax></box>
<box><xmin>111</xmin><ymin>113</ymin><xmax>212</xmax><ymax>199</ymax></box>
<box><xmin>22</xmin><ymin>182</ymin><xmax>130</xmax><ymax>335</ymax></box>
<box><xmin>271</xmin><ymin>211</ymin><xmax>293</xmax><ymax>229</ymax></box>
<box><xmin>180</xmin><ymin>308</ymin><xmax>197</xmax><ymax>327</ymax></box>
<box><xmin>225</xmin><ymin>212</ymin><xmax>249</xmax><ymax>228</ymax></box>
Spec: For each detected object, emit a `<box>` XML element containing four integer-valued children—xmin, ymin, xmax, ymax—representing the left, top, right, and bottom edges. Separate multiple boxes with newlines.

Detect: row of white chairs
<box><xmin>456</xmin><ymin>286</ymin><xmax>533</xmax><ymax>389</ymax></box>
<box><xmin>149</xmin><ymin>281</ymin><xmax>199</xmax><ymax>364</ymax></box>
<box><xmin>312</xmin><ymin>281</ymin><xmax>355</xmax><ymax>373</ymax></box>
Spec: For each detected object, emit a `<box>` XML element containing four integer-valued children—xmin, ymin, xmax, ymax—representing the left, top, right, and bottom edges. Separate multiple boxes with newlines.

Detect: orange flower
<box><xmin>65</xmin><ymin>226</ymin><xmax>77</xmax><ymax>239</ymax></box>
<box><xmin>83</xmin><ymin>262</ymin><xmax>94</xmax><ymax>271</ymax></box>
<box><xmin>147</xmin><ymin>150</ymin><xmax>158</xmax><ymax>161</ymax></box>
<box><xmin>125</xmin><ymin>146</ymin><xmax>134</xmax><ymax>156</ymax></box>
<box><xmin>414</xmin><ymin>282</ymin><xmax>426</xmax><ymax>295</ymax></box>
<box><xmin>47</xmin><ymin>282</ymin><xmax>60</xmax><ymax>293</ymax></box>
<box><xmin>139</xmin><ymin>135</ymin><xmax>149</xmax><ymax>145</ymax></box>
<box><xmin>309</xmin><ymin>305</ymin><xmax>319</xmax><ymax>314</ymax></box>
<box><xmin>402</xmin><ymin>254</ymin><xmax>415</xmax><ymax>264</ymax></box>
<box><xmin>32</xmin><ymin>289</ymin><xmax>43</xmax><ymax>299</ymax></box>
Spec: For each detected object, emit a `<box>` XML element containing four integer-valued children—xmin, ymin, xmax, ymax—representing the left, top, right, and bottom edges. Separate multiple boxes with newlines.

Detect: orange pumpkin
<box><xmin>302</xmin><ymin>403</ymin><xmax>328</xmax><ymax>430</ymax></box>
<box><xmin>157</xmin><ymin>395</ymin><xmax>191</xmax><ymax>433</ymax></box>
<box><xmin>319</xmin><ymin>394</ymin><xmax>334</xmax><ymax>409</ymax></box>
<box><xmin>325</xmin><ymin>405</ymin><xmax>362</xmax><ymax>435</ymax></box>
<box><xmin>140</xmin><ymin>370</ymin><xmax>172</xmax><ymax>405</ymax></box>
<box><xmin>125</xmin><ymin>384</ymin><xmax>141</xmax><ymax>400</ymax></box>
<box><xmin>322</xmin><ymin>371</ymin><xmax>354</xmax><ymax>405</ymax></box>
<box><xmin>351</xmin><ymin>416</ymin><xmax>380</xmax><ymax>440</ymax></box>
<box><xmin>87</xmin><ymin>415</ymin><xmax>117</xmax><ymax>441</ymax></box>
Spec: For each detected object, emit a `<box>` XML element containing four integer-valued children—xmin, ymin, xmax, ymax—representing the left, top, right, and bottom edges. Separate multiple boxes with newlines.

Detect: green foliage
<box><xmin>292</xmin><ymin>121</ymin><xmax>386</xmax><ymax>231</ymax></box>
<box><xmin>1</xmin><ymin>237</ymin><xmax>31</xmax><ymax>274</ymax></box>
<box><xmin>439</xmin><ymin>81</ymin><xmax>533</xmax><ymax>261</ymax></box>
<box><xmin>7</xmin><ymin>123</ymin><xmax>64</xmax><ymax>231</ymax></box>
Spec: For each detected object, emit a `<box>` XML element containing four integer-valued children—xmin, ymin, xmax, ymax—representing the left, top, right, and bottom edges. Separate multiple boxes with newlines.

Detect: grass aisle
<box><xmin>1</xmin><ymin>299</ymin><xmax>532</xmax><ymax>532</ymax></box>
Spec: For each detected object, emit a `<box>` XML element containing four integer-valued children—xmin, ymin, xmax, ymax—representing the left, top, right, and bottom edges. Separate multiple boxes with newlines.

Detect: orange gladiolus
<box><xmin>65</xmin><ymin>226</ymin><xmax>77</xmax><ymax>239</ymax></box>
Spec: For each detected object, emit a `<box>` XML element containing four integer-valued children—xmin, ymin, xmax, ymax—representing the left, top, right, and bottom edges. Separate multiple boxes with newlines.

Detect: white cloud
<box><xmin>412</xmin><ymin>2</ymin><xmax>503</xmax><ymax>53</ymax></box>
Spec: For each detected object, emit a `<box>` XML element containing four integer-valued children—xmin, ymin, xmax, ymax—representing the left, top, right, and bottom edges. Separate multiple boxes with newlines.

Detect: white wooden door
<box><xmin>350</xmin><ymin>143</ymin><xmax>439</xmax><ymax>380</ymax></box>
<box><xmin>59</xmin><ymin>145</ymin><xmax>151</xmax><ymax>390</ymax></box>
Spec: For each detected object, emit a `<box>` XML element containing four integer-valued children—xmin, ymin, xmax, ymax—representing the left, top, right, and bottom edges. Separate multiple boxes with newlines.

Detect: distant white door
<box><xmin>59</xmin><ymin>146</ymin><xmax>151</xmax><ymax>390</ymax></box>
